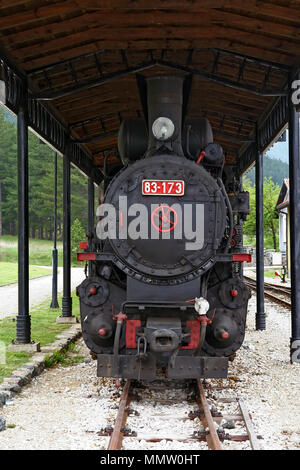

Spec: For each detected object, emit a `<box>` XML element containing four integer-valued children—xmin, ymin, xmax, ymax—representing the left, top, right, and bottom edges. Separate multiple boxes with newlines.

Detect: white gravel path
<box><xmin>0</xmin><ymin>267</ymin><xmax>86</xmax><ymax>319</ymax></box>
<box><xmin>0</xmin><ymin>294</ymin><xmax>299</xmax><ymax>450</ymax></box>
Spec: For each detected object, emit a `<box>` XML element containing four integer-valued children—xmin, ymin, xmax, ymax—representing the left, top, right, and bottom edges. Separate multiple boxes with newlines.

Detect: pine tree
<box><xmin>0</xmin><ymin>108</ymin><xmax>17</xmax><ymax>235</ymax></box>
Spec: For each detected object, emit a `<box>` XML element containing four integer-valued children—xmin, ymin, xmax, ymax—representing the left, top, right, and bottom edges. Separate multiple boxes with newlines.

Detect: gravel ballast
<box><xmin>0</xmin><ymin>294</ymin><xmax>299</xmax><ymax>450</ymax></box>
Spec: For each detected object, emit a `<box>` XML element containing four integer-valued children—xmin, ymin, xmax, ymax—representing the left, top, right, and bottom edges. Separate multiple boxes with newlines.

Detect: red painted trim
<box><xmin>79</xmin><ymin>241</ymin><xmax>88</xmax><ymax>249</ymax></box>
<box><xmin>126</xmin><ymin>320</ymin><xmax>141</xmax><ymax>348</ymax></box>
<box><xmin>181</xmin><ymin>320</ymin><xmax>200</xmax><ymax>350</ymax></box>
<box><xmin>142</xmin><ymin>179</ymin><xmax>184</xmax><ymax>196</ymax></box>
<box><xmin>196</xmin><ymin>150</ymin><xmax>206</xmax><ymax>164</ymax></box>
<box><xmin>232</xmin><ymin>254</ymin><xmax>251</xmax><ymax>262</ymax></box>
<box><xmin>77</xmin><ymin>252</ymin><xmax>96</xmax><ymax>261</ymax></box>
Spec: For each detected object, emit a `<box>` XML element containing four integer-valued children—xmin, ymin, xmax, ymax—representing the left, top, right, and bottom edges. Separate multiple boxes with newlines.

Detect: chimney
<box><xmin>146</xmin><ymin>75</ymin><xmax>184</xmax><ymax>157</ymax></box>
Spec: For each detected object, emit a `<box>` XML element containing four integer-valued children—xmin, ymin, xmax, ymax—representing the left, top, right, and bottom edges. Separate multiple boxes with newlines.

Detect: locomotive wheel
<box><xmin>78</xmin><ymin>277</ymin><xmax>110</xmax><ymax>307</ymax></box>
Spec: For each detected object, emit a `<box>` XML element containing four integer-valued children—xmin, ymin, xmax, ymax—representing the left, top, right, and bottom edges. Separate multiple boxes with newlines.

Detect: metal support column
<box><xmin>62</xmin><ymin>145</ymin><xmax>72</xmax><ymax>316</ymax></box>
<box><xmin>255</xmin><ymin>145</ymin><xmax>266</xmax><ymax>330</ymax></box>
<box><xmin>239</xmin><ymin>176</ymin><xmax>244</xmax><ymax>279</ymax></box>
<box><xmin>16</xmin><ymin>92</ymin><xmax>30</xmax><ymax>343</ymax></box>
<box><xmin>289</xmin><ymin>72</ymin><xmax>300</xmax><ymax>363</ymax></box>
<box><xmin>57</xmin><ymin>143</ymin><xmax>76</xmax><ymax>322</ymax></box>
<box><xmin>88</xmin><ymin>177</ymin><xmax>95</xmax><ymax>277</ymax></box>
<box><xmin>50</xmin><ymin>151</ymin><xmax>59</xmax><ymax>309</ymax></box>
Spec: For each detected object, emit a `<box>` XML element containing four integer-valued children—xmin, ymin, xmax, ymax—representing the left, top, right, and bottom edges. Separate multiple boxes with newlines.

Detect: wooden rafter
<box><xmin>0</xmin><ymin>0</ymin><xmax>298</xmax><ymax>166</ymax></box>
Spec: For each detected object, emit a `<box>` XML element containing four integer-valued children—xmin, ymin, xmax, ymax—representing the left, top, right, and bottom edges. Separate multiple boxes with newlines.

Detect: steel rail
<box><xmin>262</xmin><ymin>282</ymin><xmax>290</xmax><ymax>295</ymax></box>
<box><xmin>202</xmin><ymin>389</ymin><xmax>262</xmax><ymax>450</ymax></box>
<box><xmin>196</xmin><ymin>379</ymin><xmax>222</xmax><ymax>450</ymax></box>
<box><xmin>244</xmin><ymin>276</ymin><xmax>291</xmax><ymax>309</ymax></box>
<box><xmin>107</xmin><ymin>380</ymin><xmax>131</xmax><ymax>450</ymax></box>
<box><xmin>103</xmin><ymin>379</ymin><xmax>262</xmax><ymax>450</ymax></box>
<box><xmin>244</xmin><ymin>275</ymin><xmax>291</xmax><ymax>294</ymax></box>
<box><xmin>237</xmin><ymin>398</ymin><xmax>260</xmax><ymax>450</ymax></box>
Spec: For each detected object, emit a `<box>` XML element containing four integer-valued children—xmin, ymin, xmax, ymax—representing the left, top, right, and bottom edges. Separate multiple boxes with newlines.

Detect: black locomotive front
<box><xmin>77</xmin><ymin>75</ymin><xmax>251</xmax><ymax>381</ymax></box>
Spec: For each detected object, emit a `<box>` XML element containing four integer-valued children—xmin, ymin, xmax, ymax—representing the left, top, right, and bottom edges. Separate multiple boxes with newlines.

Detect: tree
<box><xmin>71</xmin><ymin>167</ymin><xmax>89</xmax><ymax>228</ymax></box>
<box><xmin>71</xmin><ymin>218</ymin><xmax>86</xmax><ymax>263</ymax></box>
<box><xmin>0</xmin><ymin>108</ymin><xmax>17</xmax><ymax>235</ymax></box>
<box><xmin>28</xmin><ymin>135</ymin><xmax>59</xmax><ymax>239</ymax></box>
<box><xmin>243</xmin><ymin>177</ymin><xmax>280</xmax><ymax>250</ymax></box>
<box><xmin>245</xmin><ymin>154</ymin><xmax>289</xmax><ymax>187</ymax></box>
<box><xmin>263</xmin><ymin>177</ymin><xmax>280</xmax><ymax>250</ymax></box>
<box><xmin>0</xmin><ymin>105</ymin><xmax>91</xmax><ymax>240</ymax></box>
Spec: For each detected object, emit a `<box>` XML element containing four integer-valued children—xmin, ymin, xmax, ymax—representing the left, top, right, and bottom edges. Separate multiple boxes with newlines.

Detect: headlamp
<box><xmin>152</xmin><ymin>117</ymin><xmax>174</xmax><ymax>141</ymax></box>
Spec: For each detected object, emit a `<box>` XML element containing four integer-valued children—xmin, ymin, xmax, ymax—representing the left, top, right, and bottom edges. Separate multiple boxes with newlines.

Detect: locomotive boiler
<box><xmin>77</xmin><ymin>75</ymin><xmax>251</xmax><ymax>381</ymax></box>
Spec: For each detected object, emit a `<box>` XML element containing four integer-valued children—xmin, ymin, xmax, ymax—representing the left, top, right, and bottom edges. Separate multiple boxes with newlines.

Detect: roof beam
<box><xmin>35</xmin><ymin>60</ymin><xmax>156</xmax><ymax>100</ymax></box>
<box><xmin>0</xmin><ymin>55</ymin><xmax>102</xmax><ymax>183</ymax></box>
<box><xmin>10</xmin><ymin>23</ymin><xmax>299</xmax><ymax>62</ymax></box>
<box><xmin>35</xmin><ymin>59</ymin><xmax>287</xmax><ymax>101</ymax></box>
<box><xmin>212</xmin><ymin>48</ymin><xmax>290</xmax><ymax>72</ymax></box>
<box><xmin>27</xmin><ymin>46</ymin><xmax>289</xmax><ymax>83</ymax></box>
<box><xmin>69</xmin><ymin>112</ymin><xmax>117</xmax><ymax>129</ymax></box>
<box><xmin>28</xmin><ymin>48</ymin><xmax>105</xmax><ymax>76</ymax></box>
<box><xmin>20</xmin><ymin>39</ymin><xmax>293</xmax><ymax>72</ymax></box>
<box><xmin>214</xmin><ymin>130</ymin><xmax>254</xmax><ymax>143</ymax></box>
<box><xmin>4</xmin><ymin>8</ymin><xmax>300</xmax><ymax>47</ymax></box>
<box><xmin>76</xmin><ymin>130</ymin><xmax>118</xmax><ymax>144</ymax></box>
<box><xmin>158</xmin><ymin>60</ymin><xmax>287</xmax><ymax>97</ymax></box>
<box><xmin>200</xmin><ymin>109</ymin><xmax>256</xmax><ymax>126</ymax></box>
<box><xmin>239</xmin><ymin>94</ymin><xmax>288</xmax><ymax>173</ymax></box>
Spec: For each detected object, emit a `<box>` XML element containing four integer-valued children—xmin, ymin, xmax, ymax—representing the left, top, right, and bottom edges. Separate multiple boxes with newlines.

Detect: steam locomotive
<box><xmin>77</xmin><ymin>75</ymin><xmax>251</xmax><ymax>381</ymax></box>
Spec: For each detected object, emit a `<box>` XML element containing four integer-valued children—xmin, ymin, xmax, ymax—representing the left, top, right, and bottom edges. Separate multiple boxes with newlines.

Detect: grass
<box><xmin>44</xmin><ymin>342</ymin><xmax>84</xmax><ymax>368</ymax></box>
<box><xmin>0</xmin><ymin>235</ymin><xmax>82</xmax><ymax>267</ymax></box>
<box><xmin>0</xmin><ymin>235</ymin><xmax>64</xmax><ymax>266</ymax></box>
<box><xmin>0</xmin><ymin>291</ymin><xmax>80</xmax><ymax>383</ymax></box>
<box><xmin>0</xmin><ymin>261</ymin><xmax>52</xmax><ymax>285</ymax></box>
<box><xmin>264</xmin><ymin>270</ymin><xmax>278</xmax><ymax>279</ymax></box>
<box><xmin>249</xmin><ymin>270</ymin><xmax>282</xmax><ymax>280</ymax></box>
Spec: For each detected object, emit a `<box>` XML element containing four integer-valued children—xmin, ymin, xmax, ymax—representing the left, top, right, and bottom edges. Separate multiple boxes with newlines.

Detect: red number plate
<box><xmin>142</xmin><ymin>180</ymin><xmax>185</xmax><ymax>196</ymax></box>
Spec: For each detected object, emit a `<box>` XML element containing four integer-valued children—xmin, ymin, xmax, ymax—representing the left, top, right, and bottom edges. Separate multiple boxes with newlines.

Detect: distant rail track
<box><xmin>244</xmin><ymin>276</ymin><xmax>291</xmax><ymax>309</ymax></box>
<box><xmin>100</xmin><ymin>379</ymin><xmax>261</xmax><ymax>450</ymax></box>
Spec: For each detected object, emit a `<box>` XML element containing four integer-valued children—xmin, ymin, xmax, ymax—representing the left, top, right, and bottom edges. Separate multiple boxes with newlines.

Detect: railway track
<box><xmin>100</xmin><ymin>379</ymin><xmax>261</xmax><ymax>450</ymax></box>
<box><xmin>244</xmin><ymin>276</ymin><xmax>291</xmax><ymax>309</ymax></box>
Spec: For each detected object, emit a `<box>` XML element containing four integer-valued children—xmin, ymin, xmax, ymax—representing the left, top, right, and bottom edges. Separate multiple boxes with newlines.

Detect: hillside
<box><xmin>244</xmin><ymin>154</ymin><xmax>289</xmax><ymax>187</ymax></box>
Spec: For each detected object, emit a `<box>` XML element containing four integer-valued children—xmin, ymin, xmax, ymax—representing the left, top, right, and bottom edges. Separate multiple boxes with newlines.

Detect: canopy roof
<box><xmin>276</xmin><ymin>178</ymin><xmax>290</xmax><ymax>210</ymax></box>
<box><xmin>0</xmin><ymin>0</ymin><xmax>299</xmax><ymax>178</ymax></box>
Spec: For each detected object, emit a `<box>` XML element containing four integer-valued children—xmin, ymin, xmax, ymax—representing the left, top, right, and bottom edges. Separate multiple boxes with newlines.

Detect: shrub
<box><xmin>71</xmin><ymin>218</ymin><xmax>86</xmax><ymax>263</ymax></box>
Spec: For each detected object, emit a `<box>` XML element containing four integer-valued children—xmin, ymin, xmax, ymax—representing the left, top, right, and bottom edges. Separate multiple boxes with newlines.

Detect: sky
<box><xmin>265</xmin><ymin>129</ymin><xmax>289</xmax><ymax>164</ymax></box>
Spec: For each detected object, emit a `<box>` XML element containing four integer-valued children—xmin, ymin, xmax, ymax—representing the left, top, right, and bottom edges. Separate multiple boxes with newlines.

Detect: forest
<box><xmin>244</xmin><ymin>153</ymin><xmax>288</xmax><ymax>187</ymax></box>
<box><xmin>0</xmin><ymin>106</ymin><xmax>92</xmax><ymax>239</ymax></box>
